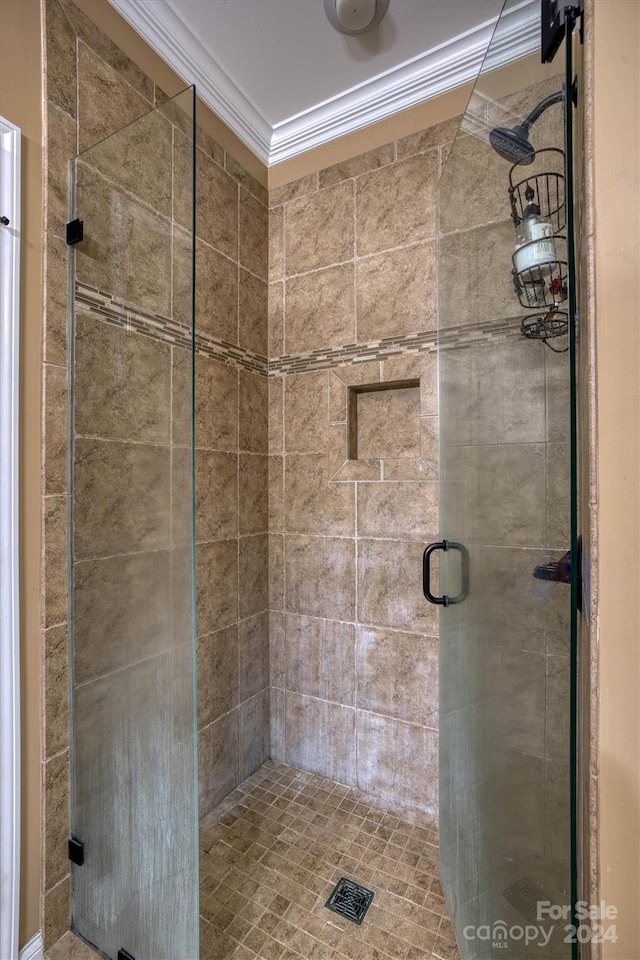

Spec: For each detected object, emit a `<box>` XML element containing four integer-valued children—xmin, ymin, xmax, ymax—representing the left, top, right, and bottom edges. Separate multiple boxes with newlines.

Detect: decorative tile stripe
<box><xmin>268</xmin><ymin>315</ymin><xmax>524</xmax><ymax>376</ymax></box>
<box><xmin>75</xmin><ymin>282</ymin><xmax>268</xmax><ymax>375</ymax></box>
<box><xmin>76</xmin><ymin>282</ymin><xmax>526</xmax><ymax>379</ymax></box>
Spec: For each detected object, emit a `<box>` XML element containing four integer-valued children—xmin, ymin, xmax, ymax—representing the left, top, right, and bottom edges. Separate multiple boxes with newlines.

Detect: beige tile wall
<box><xmin>267</xmin><ymin>121</ymin><xmax>460</xmax><ymax>814</ymax></box>
<box><xmin>42</xmin><ymin>0</ymin><xmax>269</xmax><ymax>946</ymax></box>
<box><xmin>268</xmin><ymin>74</ymin><xmax>570</xmax><ymax>826</ymax></box>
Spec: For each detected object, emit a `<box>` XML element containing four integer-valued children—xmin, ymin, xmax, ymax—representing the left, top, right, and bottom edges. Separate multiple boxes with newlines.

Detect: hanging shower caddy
<box><xmin>508</xmin><ymin>147</ymin><xmax>568</xmax><ymax>351</ymax></box>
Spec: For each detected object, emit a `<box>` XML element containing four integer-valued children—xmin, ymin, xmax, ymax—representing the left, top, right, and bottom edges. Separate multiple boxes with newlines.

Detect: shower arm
<box><xmin>520</xmin><ymin>90</ymin><xmax>564</xmax><ymax>133</ymax></box>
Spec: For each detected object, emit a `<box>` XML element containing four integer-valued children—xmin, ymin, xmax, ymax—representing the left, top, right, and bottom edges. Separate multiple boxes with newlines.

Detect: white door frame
<box><xmin>0</xmin><ymin>115</ymin><xmax>22</xmax><ymax>960</ymax></box>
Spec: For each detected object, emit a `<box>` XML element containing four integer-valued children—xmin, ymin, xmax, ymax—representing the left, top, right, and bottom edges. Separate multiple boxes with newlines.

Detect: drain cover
<box><xmin>503</xmin><ymin>878</ymin><xmax>549</xmax><ymax>922</ymax></box>
<box><xmin>325</xmin><ymin>877</ymin><xmax>374</xmax><ymax>925</ymax></box>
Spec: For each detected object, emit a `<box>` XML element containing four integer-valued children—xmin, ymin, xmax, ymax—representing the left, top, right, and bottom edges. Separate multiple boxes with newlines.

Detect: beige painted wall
<box><xmin>592</xmin><ymin>1</ymin><xmax>640</xmax><ymax>956</ymax></box>
<box><xmin>0</xmin><ymin>0</ymin><xmax>44</xmax><ymax>948</ymax></box>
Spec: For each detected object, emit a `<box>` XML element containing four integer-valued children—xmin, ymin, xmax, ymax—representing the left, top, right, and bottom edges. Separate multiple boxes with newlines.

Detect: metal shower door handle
<box><xmin>423</xmin><ymin>541</ymin><xmax>449</xmax><ymax>606</ymax></box>
<box><xmin>422</xmin><ymin>540</ymin><xmax>468</xmax><ymax>607</ymax></box>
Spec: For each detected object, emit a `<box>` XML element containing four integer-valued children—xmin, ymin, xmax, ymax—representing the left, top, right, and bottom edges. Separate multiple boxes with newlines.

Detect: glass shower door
<box><xmin>436</xmin><ymin>5</ymin><xmax>575</xmax><ymax>959</ymax></box>
<box><xmin>67</xmin><ymin>87</ymin><xmax>198</xmax><ymax>960</ymax></box>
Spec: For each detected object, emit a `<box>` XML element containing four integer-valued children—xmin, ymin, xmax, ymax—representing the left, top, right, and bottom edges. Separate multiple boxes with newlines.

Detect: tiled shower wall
<box><xmin>41</xmin><ymin>0</ymin><xmax>572</xmax><ymax>948</ymax></box>
<box><xmin>266</xmin><ymin>75</ymin><xmax>569</xmax><ymax>823</ymax></box>
<box><xmin>41</xmin><ymin>0</ymin><xmax>269</xmax><ymax>946</ymax></box>
<box><xmin>266</xmin><ymin>121</ymin><xmax>461</xmax><ymax>814</ymax></box>
<box><xmin>189</xmin><ymin>148</ymin><xmax>271</xmax><ymax>818</ymax></box>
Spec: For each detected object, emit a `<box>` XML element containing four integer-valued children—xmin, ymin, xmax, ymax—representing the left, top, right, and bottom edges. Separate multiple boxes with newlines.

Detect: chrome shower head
<box><xmin>489</xmin><ymin>124</ymin><xmax>535</xmax><ymax>165</ymax></box>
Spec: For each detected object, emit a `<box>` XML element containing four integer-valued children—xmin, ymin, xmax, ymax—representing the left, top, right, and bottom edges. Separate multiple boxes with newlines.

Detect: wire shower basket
<box><xmin>508</xmin><ymin>148</ymin><xmax>568</xmax><ymax>349</ymax></box>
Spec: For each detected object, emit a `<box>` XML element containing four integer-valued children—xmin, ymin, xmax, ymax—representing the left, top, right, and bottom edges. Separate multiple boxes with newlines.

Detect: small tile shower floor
<box><xmin>45</xmin><ymin>761</ymin><xmax>460</xmax><ymax>960</ymax></box>
<box><xmin>200</xmin><ymin>761</ymin><xmax>460</xmax><ymax>960</ymax></box>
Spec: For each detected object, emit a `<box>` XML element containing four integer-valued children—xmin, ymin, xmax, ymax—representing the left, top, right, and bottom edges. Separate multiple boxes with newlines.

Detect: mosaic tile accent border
<box><xmin>76</xmin><ymin>282</ymin><xmax>527</xmax><ymax>380</ymax></box>
<box><xmin>269</xmin><ymin>315</ymin><xmax>525</xmax><ymax>376</ymax></box>
<box><xmin>75</xmin><ymin>282</ymin><xmax>269</xmax><ymax>376</ymax></box>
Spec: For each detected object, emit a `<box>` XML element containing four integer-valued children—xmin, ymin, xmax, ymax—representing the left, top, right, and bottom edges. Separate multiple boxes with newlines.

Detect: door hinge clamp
<box><xmin>541</xmin><ymin>0</ymin><xmax>584</xmax><ymax>64</ymax></box>
<box><xmin>68</xmin><ymin>836</ymin><xmax>84</xmax><ymax>866</ymax></box>
<box><xmin>571</xmin><ymin>75</ymin><xmax>579</xmax><ymax>107</ymax></box>
<box><xmin>66</xmin><ymin>218</ymin><xmax>84</xmax><ymax>245</ymax></box>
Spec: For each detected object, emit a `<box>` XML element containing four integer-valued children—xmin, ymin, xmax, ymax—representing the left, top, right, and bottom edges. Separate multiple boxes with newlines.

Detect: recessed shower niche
<box><xmin>351</xmin><ymin>380</ymin><xmax>420</xmax><ymax>460</ymax></box>
<box><xmin>328</xmin><ymin>354</ymin><xmax>438</xmax><ymax>482</ymax></box>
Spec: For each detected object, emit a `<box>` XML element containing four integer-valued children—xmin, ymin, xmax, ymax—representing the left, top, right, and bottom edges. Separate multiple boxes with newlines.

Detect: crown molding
<box><xmin>270</xmin><ymin>0</ymin><xmax>539</xmax><ymax>164</ymax></box>
<box><xmin>108</xmin><ymin>0</ymin><xmax>539</xmax><ymax>167</ymax></box>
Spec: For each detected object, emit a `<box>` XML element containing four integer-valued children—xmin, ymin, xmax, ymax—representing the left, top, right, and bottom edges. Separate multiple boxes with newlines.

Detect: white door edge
<box><xmin>0</xmin><ymin>114</ymin><xmax>22</xmax><ymax>960</ymax></box>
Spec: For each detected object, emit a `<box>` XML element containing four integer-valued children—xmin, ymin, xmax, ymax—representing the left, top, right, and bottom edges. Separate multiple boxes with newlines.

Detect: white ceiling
<box><xmin>109</xmin><ymin>0</ymin><xmax>540</xmax><ymax>165</ymax></box>
<box><xmin>163</xmin><ymin>0</ymin><xmax>504</xmax><ymax>126</ymax></box>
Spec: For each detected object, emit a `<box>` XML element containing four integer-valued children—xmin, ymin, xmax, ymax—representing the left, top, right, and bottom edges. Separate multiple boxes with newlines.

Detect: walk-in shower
<box><xmin>62</xmin><ymin>2</ymin><xmax>579</xmax><ymax>959</ymax></box>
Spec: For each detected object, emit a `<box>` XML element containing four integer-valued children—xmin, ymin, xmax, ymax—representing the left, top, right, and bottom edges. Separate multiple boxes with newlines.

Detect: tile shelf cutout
<box><xmin>328</xmin><ymin>357</ymin><xmax>438</xmax><ymax>483</ymax></box>
<box><xmin>348</xmin><ymin>379</ymin><xmax>421</xmax><ymax>462</ymax></box>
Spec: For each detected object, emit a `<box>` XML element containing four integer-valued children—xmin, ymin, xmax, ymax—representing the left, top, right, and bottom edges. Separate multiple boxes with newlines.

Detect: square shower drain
<box><xmin>325</xmin><ymin>877</ymin><xmax>374</xmax><ymax>925</ymax></box>
<box><xmin>502</xmin><ymin>878</ymin><xmax>549</xmax><ymax>922</ymax></box>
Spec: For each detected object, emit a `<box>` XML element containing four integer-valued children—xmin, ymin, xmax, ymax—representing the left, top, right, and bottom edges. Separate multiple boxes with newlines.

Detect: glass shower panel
<box><xmin>67</xmin><ymin>88</ymin><xmax>198</xmax><ymax>960</ymax></box>
<box><xmin>437</xmin><ymin>5</ymin><xmax>573</xmax><ymax>958</ymax></box>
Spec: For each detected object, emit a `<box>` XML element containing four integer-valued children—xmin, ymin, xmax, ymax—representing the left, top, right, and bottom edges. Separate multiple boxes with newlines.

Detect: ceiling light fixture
<box><xmin>323</xmin><ymin>0</ymin><xmax>390</xmax><ymax>36</ymax></box>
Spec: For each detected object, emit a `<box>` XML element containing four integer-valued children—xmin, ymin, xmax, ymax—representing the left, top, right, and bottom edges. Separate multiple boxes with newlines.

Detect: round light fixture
<box><xmin>324</xmin><ymin>0</ymin><xmax>390</xmax><ymax>36</ymax></box>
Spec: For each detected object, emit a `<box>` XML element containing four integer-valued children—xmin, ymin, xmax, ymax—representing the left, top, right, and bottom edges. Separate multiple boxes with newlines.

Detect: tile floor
<box><xmin>199</xmin><ymin>761</ymin><xmax>460</xmax><ymax>960</ymax></box>
<box><xmin>46</xmin><ymin>761</ymin><xmax>461</xmax><ymax>960</ymax></box>
<box><xmin>46</xmin><ymin>934</ymin><xmax>98</xmax><ymax>960</ymax></box>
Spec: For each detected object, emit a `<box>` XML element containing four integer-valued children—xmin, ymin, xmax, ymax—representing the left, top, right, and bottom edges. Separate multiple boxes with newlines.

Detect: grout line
<box><xmin>236</xmin><ymin>178</ymin><xmax>241</xmax><ymax>347</ymax></box>
<box><xmin>73</xmin><ymin>648</ymin><xmax>183</xmax><ymax>690</ymax></box>
<box><xmin>354</xmin><ymin>474</ymin><xmax>360</xmax><ymax>791</ymax></box>
<box><xmin>198</xmin><ymin>686</ymin><xmax>272</xmax><ymax>735</ymax></box>
<box><xmin>236</xmin><ymin>365</ymin><xmax>241</xmax><ymax>773</ymax></box>
<box><xmin>44</xmin><ymin>872</ymin><xmax>71</xmax><ymax>900</ymax></box>
<box><xmin>281</xmin><ymin>349</ymin><xmax>287</xmax><ymax>764</ymax></box>
<box><xmin>74</xmin><ymin>35</ymin><xmax>80</xmax><ymax>156</ymax></box>
<box><xmin>282</xmin><ymin>202</ymin><xmax>288</xmax><ymax>355</ymax></box>
<box><xmin>43</xmin><ymin>745</ymin><xmax>69</xmax><ymax>764</ymax></box>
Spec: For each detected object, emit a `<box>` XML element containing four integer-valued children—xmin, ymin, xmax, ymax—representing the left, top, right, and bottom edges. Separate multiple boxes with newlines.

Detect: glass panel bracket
<box><xmin>542</xmin><ymin>0</ymin><xmax>584</xmax><ymax>63</ymax></box>
<box><xmin>68</xmin><ymin>836</ymin><xmax>85</xmax><ymax>866</ymax></box>
<box><xmin>66</xmin><ymin>218</ymin><xmax>84</xmax><ymax>245</ymax></box>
